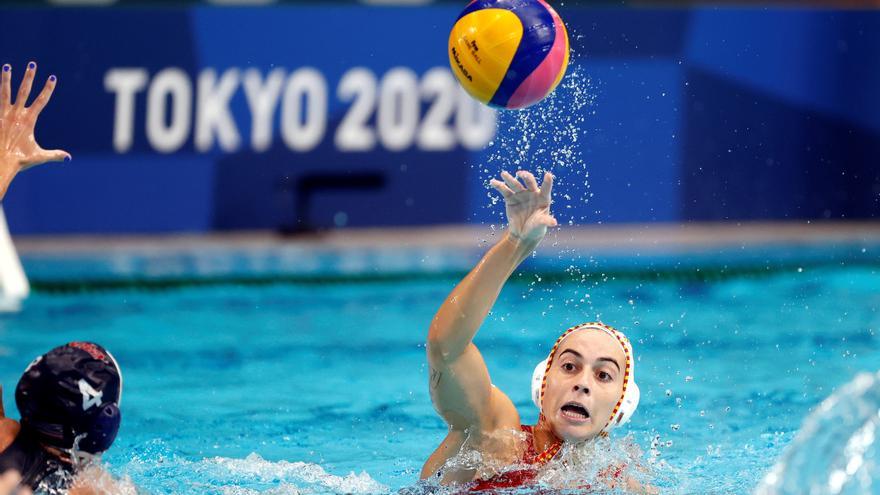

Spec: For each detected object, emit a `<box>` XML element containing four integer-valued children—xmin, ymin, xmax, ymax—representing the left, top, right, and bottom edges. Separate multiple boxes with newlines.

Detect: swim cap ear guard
<box><xmin>531</xmin><ymin>323</ymin><xmax>640</xmax><ymax>432</ymax></box>
<box><xmin>15</xmin><ymin>342</ymin><xmax>123</xmax><ymax>455</ymax></box>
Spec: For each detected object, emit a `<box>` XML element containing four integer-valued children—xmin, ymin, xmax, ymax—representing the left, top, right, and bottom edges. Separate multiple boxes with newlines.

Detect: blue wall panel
<box><xmin>4</xmin><ymin>155</ymin><xmax>215</xmax><ymax>233</ymax></box>
<box><xmin>0</xmin><ymin>6</ymin><xmax>877</xmax><ymax>233</ymax></box>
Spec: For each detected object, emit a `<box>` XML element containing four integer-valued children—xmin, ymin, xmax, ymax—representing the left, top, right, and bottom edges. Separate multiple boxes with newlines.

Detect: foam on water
<box><xmin>63</xmin><ymin>464</ymin><xmax>139</xmax><ymax>495</ymax></box>
<box><xmin>537</xmin><ymin>434</ymin><xmax>671</xmax><ymax>492</ymax></box>
<box><xmin>204</xmin><ymin>454</ymin><xmax>387</xmax><ymax>494</ymax></box>
<box><xmin>112</xmin><ymin>441</ymin><xmax>388</xmax><ymax>494</ymax></box>
<box><xmin>408</xmin><ymin>428</ymin><xmax>670</xmax><ymax>493</ymax></box>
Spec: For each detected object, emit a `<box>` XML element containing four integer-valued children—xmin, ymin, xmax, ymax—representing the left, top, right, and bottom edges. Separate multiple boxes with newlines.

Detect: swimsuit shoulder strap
<box><xmin>519</xmin><ymin>424</ymin><xmax>562</xmax><ymax>465</ymax></box>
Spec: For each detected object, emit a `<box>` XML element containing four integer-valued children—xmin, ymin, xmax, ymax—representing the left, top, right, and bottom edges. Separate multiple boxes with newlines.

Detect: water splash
<box><xmin>538</xmin><ymin>434</ymin><xmax>673</xmax><ymax>492</ymax></box>
<box><xmin>411</xmin><ymin>429</ymin><xmax>668</xmax><ymax>493</ymax></box>
<box><xmin>204</xmin><ymin>454</ymin><xmax>388</xmax><ymax>494</ymax></box>
<box><xmin>755</xmin><ymin>371</ymin><xmax>880</xmax><ymax>495</ymax></box>
<box><xmin>63</xmin><ymin>464</ymin><xmax>139</xmax><ymax>495</ymax></box>
<box><xmin>115</xmin><ymin>441</ymin><xmax>388</xmax><ymax>494</ymax></box>
<box><xmin>479</xmin><ymin>57</ymin><xmax>606</xmax><ymax>319</ymax></box>
<box><xmin>481</xmin><ymin>61</ymin><xmax>597</xmax><ymax>229</ymax></box>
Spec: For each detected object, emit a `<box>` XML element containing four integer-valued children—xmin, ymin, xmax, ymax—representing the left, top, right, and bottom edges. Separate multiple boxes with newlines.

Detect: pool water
<box><xmin>1</xmin><ymin>249</ymin><xmax>879</xmax><ymax>494</ymax></box>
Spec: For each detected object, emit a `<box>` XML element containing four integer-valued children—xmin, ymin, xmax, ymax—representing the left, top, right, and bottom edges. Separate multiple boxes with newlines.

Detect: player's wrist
<box><xmin>503</xmin><ymin>231</ymin><xmax>541</xmax><ymax>256</ymax></box>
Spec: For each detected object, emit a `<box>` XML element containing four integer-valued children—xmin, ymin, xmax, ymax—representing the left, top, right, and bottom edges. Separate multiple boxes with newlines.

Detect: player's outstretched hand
<box><xmin>490</xmin><ymin>170</ymin><xmax>556</xmax><ymax>243</ymax></box>
<box><xmin>0</xmin><ymin>61</ymin><xmax>70</xmax><ymax>199</ymax></box>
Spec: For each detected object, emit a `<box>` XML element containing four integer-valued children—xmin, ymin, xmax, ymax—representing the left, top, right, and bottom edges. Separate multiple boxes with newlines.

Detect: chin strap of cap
<box><xmin>531</xmin><ymin>322</ymin><xmax>640</xmax><ymax>433</ymax></box>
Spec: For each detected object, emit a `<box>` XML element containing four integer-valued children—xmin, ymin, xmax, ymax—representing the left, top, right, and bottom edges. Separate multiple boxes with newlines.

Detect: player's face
<box><xmin>541</xmin><ymin>331</ymin><xmax>626</xmax><ymax>442</ymax></box>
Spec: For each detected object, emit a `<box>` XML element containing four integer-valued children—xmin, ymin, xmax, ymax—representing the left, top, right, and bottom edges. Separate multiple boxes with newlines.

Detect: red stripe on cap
<box><xmin>68</xmin><ymin>342</ymin><xmax>107</xmax><ymax>362</ymax></box>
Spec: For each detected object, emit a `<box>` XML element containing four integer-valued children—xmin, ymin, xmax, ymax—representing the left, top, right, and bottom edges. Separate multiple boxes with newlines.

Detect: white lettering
<box><xmin>104</xmin><ymin>66</ymin><xmax>497</xmax><ymax>154</ymax></box>
<box><xmin>78</xmin><ymin>379</ymin><xmax>103</xmax><ymax>411</ymax></box>
<box><xmin>146</xmin><ymin>68</ymin><xmax>192</xmax><ymax>153</ymax></box>
<box><xmin>195</xmin><ymin>68</ymin><xmax>241</xmax><ymax>152</ymax></box>
<box><xmin>104</xmin><ymin>68</ymin><xmax>148</xmax><ymax>153</ymax></box>
<box><xmin>456</xmin><ymin>88</ymin><xmax>497</xmax><ymax>150</ymax></box>
<box><xmin>377</xmin><ymin>68</ymin><xmax>419</xmax><ymax>151</ymax></box>
<box><xmin>335</xmin><ymin>68</ymin><xmax>377</xmax><ymax>151</ymax></box>
<box><xmin>281</xmin><ymin>68</ymin><xmax>327</xmax><ymax>152</ymax></box>
<box><xmin>417</xmin><ymin>68</ymin><xmax>457</xmax><ymax>151</ymax></box>
<box><xmin>242</xmin><ymin>68</ymin><xmax>285</xmax><ymax>152</ymax></box>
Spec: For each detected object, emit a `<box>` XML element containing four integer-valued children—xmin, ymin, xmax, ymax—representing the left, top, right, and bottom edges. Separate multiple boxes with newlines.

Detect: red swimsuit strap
<box><xmin>520</xmin><ymin>424</ymin><xmax>562</xmax><ymax>465</ymax></box>
<box><xmin>470</xmin><ymin>426</ymin><xmax>624</xmax><ymax>492</ymax></box>
<box><xmin>468</xmin><ymin>425</ymin><xmax>562</xmax><ymax>492</ymax></box>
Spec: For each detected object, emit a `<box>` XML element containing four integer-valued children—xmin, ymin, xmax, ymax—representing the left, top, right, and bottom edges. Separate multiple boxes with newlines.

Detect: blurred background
<box><xmin>0</xmin><ymin>0</ymin><xmax>878</xmax><ymax>235</ymax></box>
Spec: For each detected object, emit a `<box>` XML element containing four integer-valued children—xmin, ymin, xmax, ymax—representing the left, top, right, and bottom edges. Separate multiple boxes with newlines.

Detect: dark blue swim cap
<box><xmin>15</xmin><ymin>342</ymin><xmax>122</xmax><ymax>455</ymax></box>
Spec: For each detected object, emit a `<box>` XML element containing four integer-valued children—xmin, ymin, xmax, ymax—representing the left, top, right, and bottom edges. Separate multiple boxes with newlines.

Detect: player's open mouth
<box><xmin>560</xmin><ymin>402</ymin><xmax>590</xmax><ymax>422</ymax></box>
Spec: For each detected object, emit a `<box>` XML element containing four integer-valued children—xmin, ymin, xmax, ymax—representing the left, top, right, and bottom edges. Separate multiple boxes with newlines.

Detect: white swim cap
<box><xmin>531</xmin><ymin>322</ymin><xmax>640</xmax><ymax>432</ymax></box>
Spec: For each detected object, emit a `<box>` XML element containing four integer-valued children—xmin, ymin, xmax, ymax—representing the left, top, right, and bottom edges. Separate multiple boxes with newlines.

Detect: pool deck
<box><xmin>12</xmin><ymin>221</ymin><xmax>880</xmax><ymax>254</ymax></box>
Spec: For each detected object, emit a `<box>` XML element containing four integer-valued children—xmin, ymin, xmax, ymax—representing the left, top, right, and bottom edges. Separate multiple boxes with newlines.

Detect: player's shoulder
<box><xmin>0</xmin><ymin>417</ymin><xmax>21</xmax><ymax>453</ymax></box>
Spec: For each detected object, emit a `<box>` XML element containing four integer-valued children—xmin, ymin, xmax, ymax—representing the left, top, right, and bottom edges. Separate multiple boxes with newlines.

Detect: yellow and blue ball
<box><xmin>449</xmin><ymin>0</ymin><xmax>570</xmax><ymax>110</ymax></box>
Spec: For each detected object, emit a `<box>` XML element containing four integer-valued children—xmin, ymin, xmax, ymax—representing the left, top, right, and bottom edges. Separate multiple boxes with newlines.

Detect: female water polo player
<box><xmin>422</xmin><ymin>170</ymin><xmax>649</xmax><ymax>492</ymax></box>
<box><xmin>0</xmin><ymin>343</ymin><xmax>123</xmax><ymax>493</ymax></box>
<box><xmin>0</xmin><ymin>63</ymin><xmax>123</xmax><ymax>494</ymax></box>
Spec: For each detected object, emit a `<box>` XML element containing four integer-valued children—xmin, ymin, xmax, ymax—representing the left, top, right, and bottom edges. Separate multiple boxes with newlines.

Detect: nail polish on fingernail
<box><xmin>2</xmin><ymin>65</ymin><xmax>9</xmax><ymax>72</ymax></box>
<box><xmin>49</xmin><ymin>75</ymin><xmax>56</xmax><ymax>82</ymax></box>
<box><xmin>28</xmin><ymin>62</ymin><xmax>35</xmax><ymax>69</ymax></box>
<box><xmin>64</xmin><ymin>156</ymin><xmax>71</xmax><ymax>162</ymax></box>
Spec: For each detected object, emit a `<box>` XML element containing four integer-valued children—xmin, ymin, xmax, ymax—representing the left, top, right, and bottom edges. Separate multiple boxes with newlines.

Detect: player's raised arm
<box><xmin>426</xmin><ymin>171</ymin><xmax>556</xmax><ymax>432</ymax></box>
<box><xmin>0</xmin><ymin>62</ymin><xmax>71</xmax><ymax>201</ymax></box>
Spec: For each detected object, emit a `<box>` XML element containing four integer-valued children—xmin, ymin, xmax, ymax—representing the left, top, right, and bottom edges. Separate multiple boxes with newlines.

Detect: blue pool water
<box><xmin>1</xmin><ymin>244</ymin><xmax>879</xmax><ymax>494</ymax></box>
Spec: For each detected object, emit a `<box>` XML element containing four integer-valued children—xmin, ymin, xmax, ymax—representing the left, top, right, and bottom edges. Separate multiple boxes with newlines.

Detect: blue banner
<box><xmin>1</xmin><ymin>6</ymin><xmax>878</xmax><ymax>233</ymax></box>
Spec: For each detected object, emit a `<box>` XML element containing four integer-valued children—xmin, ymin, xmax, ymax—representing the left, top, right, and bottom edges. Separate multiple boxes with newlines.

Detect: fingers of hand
<box><xmin>28</xmin><ymin>75</ymin><xmax>56</xmax><ymax>118</ymax></box>
<box><xmin>517</xmin><ymin>170</ymin><xmax>540</xmax><ymax>192</ymax></box>
<box><xmin>14</xmin><ymin>62</ymin><xmax>36</xmax><ymax>109</ymax></box>
<box><xmin>42</xmin><ymin>149</ymin><xmax>71</xmax><ymax>164</ymax></box>
<box><xmin>500</xmin><ymin>170</ymin><xmax>526</xmax><ymax>192</ymax></box>
<box><xmin>539</xmin><ymin>171</ymin><xmax>554</xmax><ymax>202</ymax></box>
<box><xmin>489</xmin><ymin>178</ymin><xmax>514</xmax><ymax>198</ymax></box>
<box><xmin>0</xmin><ymin>64</ymin><xmax>10</xmax><ymax>110</ymax></box>
<box><xmin>22</xmin><ymin>149</ymin><xmax>71</xmax><ymax>170</ymax></box>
